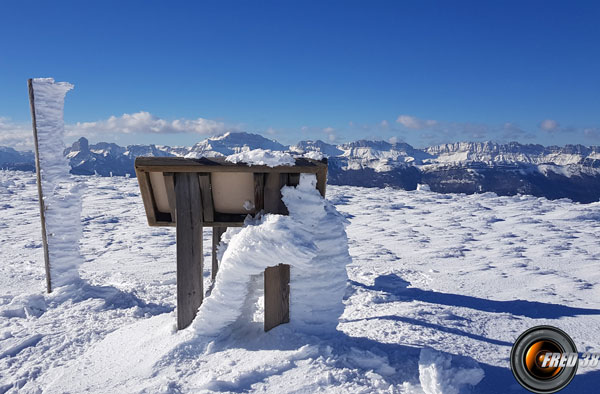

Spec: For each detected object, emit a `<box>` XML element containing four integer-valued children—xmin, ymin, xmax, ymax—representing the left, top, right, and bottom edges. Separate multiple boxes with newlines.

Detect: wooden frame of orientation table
<box><xmin>134</xmin><ymin>156</ymin><xmax>327</xmax><ymax>330</ymax></box>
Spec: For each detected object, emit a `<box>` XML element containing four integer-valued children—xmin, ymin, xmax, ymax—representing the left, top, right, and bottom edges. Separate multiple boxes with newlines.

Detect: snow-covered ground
<box><xmin>1</xmin><ymin>170</ymin><xmax>600</xmax><ymax>393</ymax></box>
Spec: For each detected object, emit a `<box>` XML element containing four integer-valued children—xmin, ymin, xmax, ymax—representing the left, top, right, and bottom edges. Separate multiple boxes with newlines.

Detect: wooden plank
<box><xmin>198</xmin><ymin>173</ymin><xmax>214</xmax><ymax>222</ymax></box>
<box><xmin>135</xmin><ymin>156</ymin><xmax>326</xmax><ymax>174</ymax></box>
<box><xmin>264</xmin><ymin>172</ymin><xmax>288</xmax><ymax>214</ymax></box>
<box><xmin>163</xmin><ymin>173</ymin><xmax>177</xmax><ymax>223</ymax></box>
<box><xmin>253</xmin><ymin>173</ymin><xmax>264</xmax><ymax>212</ymax></box>
<box><xmin>211</xmin><ymin>226</ymin><xmax>226</xmax><ymax>280</ymax></box>
<box><xmin>288</xmin><ymin>173</ymin><xmax>300</xmax><ymax>187</ymax></box>
<box><xmin>316</xmin><ymin>165</ymin><xmax>327</xmax><ymax>197</ymax></box>
<box><xmin>264</xmin><ymin>264</ymin><xmax>290</xmax><ymax>331</ymax></box>
<box><xmin>28</xmin><ymin>79</ymin><xmax>52</xmax><ymax>293</ymax></box>
<box><xmin>136</xmin><ymin>169</ymin><xmax>159</xmax><ymax>225</ymax></box>
<box><xmin>175</xmin><ymin>172</ymin><xmax>204</xmax><ymax>330</ymax></box>
<box><xmin>279</xmin><ymin>173</ymin><xmax>289</xmax><ymax>215</ymax></box>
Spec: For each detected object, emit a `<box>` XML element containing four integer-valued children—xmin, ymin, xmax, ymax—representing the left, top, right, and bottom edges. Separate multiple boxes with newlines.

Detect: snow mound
<box><xmin>32</xmin><ymin>78</ymin><xmax>83</xmax><ymax>288</ymax></box>
<box><xmin>418</xmin><ymin>348</ymin><xmax>484</xmax><ymax>394</ymax></box>
<box><xmin>416</xmin><ymin>183</ymin><xmax>431</xmax><ymax>191</ymax></box>
<box><xmin>191</xmin><ymin>173</ymin><xmax>350</xmax><ymax>336</ymax></box>
<box><xmin>225</xmin><ymin>148</ymin><xmax>295</xmax><ymax>167</ymax></box>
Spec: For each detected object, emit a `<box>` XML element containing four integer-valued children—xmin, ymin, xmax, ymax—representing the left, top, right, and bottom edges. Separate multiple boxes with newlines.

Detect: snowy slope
<box><xmin>1</xmin><ymin>170</ymin><xmax>600</xmax><ymax>393</ymax></box>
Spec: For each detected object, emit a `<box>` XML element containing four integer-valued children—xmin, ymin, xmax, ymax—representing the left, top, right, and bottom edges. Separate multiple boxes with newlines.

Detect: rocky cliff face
<box><xmin>3</xmin><ymin>133</ymin><xmax>600</xmax><ymax>203</ymax></box>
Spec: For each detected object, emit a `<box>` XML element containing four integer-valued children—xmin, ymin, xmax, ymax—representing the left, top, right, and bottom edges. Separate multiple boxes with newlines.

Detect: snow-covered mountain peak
<box><xmin>425</xmin><ymin>141</ymin><xmax>600</xmax><ymax>166</ymax></box>
<box><xmin>187</xmin><ymin>132</ymin><xmax>289</xmax><ymax>158</ymax></box>
<box><xmin>291</xmin><ymin>140</ymin><xmax>343</xmax><ymax>157</ymax></box>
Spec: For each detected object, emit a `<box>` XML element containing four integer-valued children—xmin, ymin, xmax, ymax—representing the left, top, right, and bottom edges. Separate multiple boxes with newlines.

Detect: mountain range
<box><xmin>2</xmin><ymin>132</ymin><xmax>599</xmax><ymax>203</ymax></box>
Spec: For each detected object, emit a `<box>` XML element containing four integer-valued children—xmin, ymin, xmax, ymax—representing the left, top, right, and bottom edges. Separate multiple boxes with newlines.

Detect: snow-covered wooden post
<box><xmin>134</xmin><ymin>157</ymin><xmax>327</xmax><ymax>330</ymax></box>
<box><xmin>28</xmin><ymin>78</ymin><xmax>81</xmax><ymax>293</ymax></box>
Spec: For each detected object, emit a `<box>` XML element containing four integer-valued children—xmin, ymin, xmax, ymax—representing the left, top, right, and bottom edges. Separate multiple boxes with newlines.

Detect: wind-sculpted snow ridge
<box><xmin>32</xmin><ymin>78</ymin><xmax>83</xmax><ymax>289</ymax></box>
<box><xmin>192</xmin><ymin>173</ymin><xmax>350</xmax><ymax>336</ymax></box>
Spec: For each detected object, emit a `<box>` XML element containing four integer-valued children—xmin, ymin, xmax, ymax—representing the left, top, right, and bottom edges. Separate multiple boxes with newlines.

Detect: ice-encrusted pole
<box><xmin>28</xmin><ymin>79</ymin><xmax>51</xmax><ymax>292</ymax></box>
<box><xmin>28</xmin><ymin>78</ymin><xmax>81</xmax><ymax>293</ymax></box>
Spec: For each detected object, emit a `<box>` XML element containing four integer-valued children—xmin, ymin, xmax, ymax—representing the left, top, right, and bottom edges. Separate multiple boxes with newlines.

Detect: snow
<box><xmin>31</xmin><ymin>78</ymin><xmax>83</xmax><ymax>288</ymax></box>
<box><xmin>190</xmin><ymin>174</ymin><xmax>349</xmax><ymax>336</ymax></box>
<box><xmin>418</xmin><ymin>348</ymin><xmax>484</xmax><ymax>394</ymax></box>
<box><xmin>1</xmin><ymin>170</ymin><xmax>600</xmax><ymax>393</ymax></box>
<box><xmin>225</xmin><ymin>148</ymin><xmax>296</xmax><ymax>167</ymax></box>
<box><xmin>301</xmin><ymin>150</ymin><xmax>325</xmax><ymax>160</ymax></box>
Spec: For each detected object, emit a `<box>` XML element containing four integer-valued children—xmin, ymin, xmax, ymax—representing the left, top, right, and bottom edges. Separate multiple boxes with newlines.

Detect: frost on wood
<box><xmin>32</xmin><ymin>78</ymin><xmax>83</xmax><ymax>288</ymax></box>
<box><xmin>191</xmin><ymin>173</ymin><xmax>350</xmax><ymax>336</ymax></box>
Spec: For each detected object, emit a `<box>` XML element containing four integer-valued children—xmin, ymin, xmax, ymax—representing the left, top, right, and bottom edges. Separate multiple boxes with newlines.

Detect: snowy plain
<box><xmin>1</xmin><ymin>170</ymin><xmax>600</xmax><ymax>393</ymax></box>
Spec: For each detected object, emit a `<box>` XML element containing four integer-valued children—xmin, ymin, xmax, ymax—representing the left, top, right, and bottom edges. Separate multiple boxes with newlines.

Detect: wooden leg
<box><xmin>264</xmin><ymin>264</ymin><xmax>290</xmax><ymax>331</ymax></box>
<box><xmin>175</xmin><ymin>172</ymin><xmax>204</xmax><ymax>330</ymax></box>
<box><xmin>211</xmin><ymin>226</ymin><xmax>226</xmax><ymax>280</ymax></box>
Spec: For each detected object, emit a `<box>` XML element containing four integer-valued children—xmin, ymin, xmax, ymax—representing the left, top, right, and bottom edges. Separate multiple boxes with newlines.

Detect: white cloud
<box><xmin>0</xmin><ymin>117</ymin><xmax>34</xmax><ymax>150</ymax></box>
<box><xmin>323</xmin><ymin>126</ymin><xmax>336</xmax><ymax>142</ymax></box>
<box><xmin>68</xmin><ymin>111</ymin><xmax>230</xmax><ymax>138</ymax></box>
<box><xmin>584</xmin><ymin>127</ymin><xmax>600</xmax><ymax>140</ymax></box>
<box><xmin>539</xmin><ymin>119</ymin><xmax>559</xmax><ymax>132</ymax></box>
<box><xmin>396</xmin><ymin>115</ymin><xmax>437</xmax><ymax>130</ymax></box>
<box><xmin>380</xmin><ymin>120</ymin><xmax>389</xmax><ymax>129</ymax></box>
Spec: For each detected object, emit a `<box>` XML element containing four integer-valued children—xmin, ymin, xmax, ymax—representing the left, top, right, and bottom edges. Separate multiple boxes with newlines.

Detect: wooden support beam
<box><xmin>264</xmin><ymin>172</ymin><xmax>288</xmax><ymax>214</ymax></box>
<box><xmin>316</xmin><ymin>166</ymin><xmax>327</xmax><ymax>197</ymax></box>
<box><xmin>211</xmin><ymin>226</ymin><xmax>226</xmax><ymax>280</ymax></box>
<box><xmin>175</xmin><ymin>172</ymin><xmax>204</xmax><ymax>330</ymax></box>
<box><xmin>288</xmin><ymin>173</ymin><xmax>300</xmax><ymax>187</ymax></box>
<box><xmin>198</xmin><ymin>173</ymin><xmax>214</xmax><ymax>222</ymax></box>
<box><xmin>28</xmin><ymin>79</ymin><xmax>51</xmax><ymax>293</ymax></box>
<box><xmin>253</xmin><ymin>173</ymin><xmax>264</xmax><ymax>212</ymax></box>
<box><xmin>264</xmin><ymin>264</ymin><xmax>290</xmax><ymax>331</ymax></box>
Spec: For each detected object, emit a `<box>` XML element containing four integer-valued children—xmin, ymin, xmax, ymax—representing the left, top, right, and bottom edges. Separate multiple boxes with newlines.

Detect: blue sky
<box><xmin>1</xmin><ymin>0</ymin><xmax>599</xmax><ymax>149</ymax></box>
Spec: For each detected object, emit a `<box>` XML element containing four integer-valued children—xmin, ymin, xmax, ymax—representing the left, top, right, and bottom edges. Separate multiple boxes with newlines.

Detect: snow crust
<box><xmin>225</xmin><ymin>148</ymin><xmax>296</xmax><ymax>167</ymax></box>
<box><xmin>3</xmin><ymin>171</ymin><xmax>600</xmax><ymax>392</ymax></box>
<box><xmin>32</xmin><ymin>78</ymin><xmax>82</xmax><ymax>288</ymax></box>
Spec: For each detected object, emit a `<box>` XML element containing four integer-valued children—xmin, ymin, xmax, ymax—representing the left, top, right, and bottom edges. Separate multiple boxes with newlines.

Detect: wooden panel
<box><xmin>264</xmin><ymin>264</ymin><xmax>290</xmax><ymax>331</ymax></box>
<box><xmin>211</xmin><ymin>226</ymin><xmax>227</xmax><ymax>280</ymax></box>
<box><xmin>253</xmin><ymin>173</ymin><xmax>264</xmax><ymax>212</ymax></box>
<box><xmin>175</xmin><ymin>172</ymin><xmax>204</xmax><ymax>330</ymax></box>
<box><xmin>198</xmin><ymin>173</ymin><xmax>215</xmax><ymax>222</ymax></box>
<box><xmin>264</xmin><ymin>173</ymin><xmax>288</xmax><ymax>214</ymax></box>
<box><xmin>288</xmin><ymin>173</ymin><xmax>300</xmax><ymax>187</ymax></box>
<box><xmin>163</xmin><ymin>173</ymin><xmax>177</xmax><ymax>222</ymax></box>
<box><xmin>28</xmin><ymin>79</ymin><xmax>52</xmax><ymax>293</ymax></box>
<box><xmin>135</xmin><ymin>158</ymin><xmax>328</xmax><ymax>226</ymax></box>
<box><xmin>136</xmin><ymin>170</ymin><xmax>159</xmax><ymax>225</ymax></box>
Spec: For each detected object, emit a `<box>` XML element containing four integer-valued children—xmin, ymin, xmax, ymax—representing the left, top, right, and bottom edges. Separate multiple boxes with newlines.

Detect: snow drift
<box><xmin>192</xmin><ymin>173</ymin><xmax>351</xmax><ymax>336</ymax></box>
